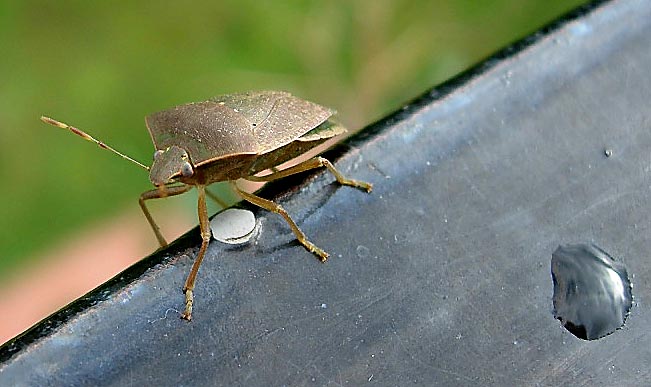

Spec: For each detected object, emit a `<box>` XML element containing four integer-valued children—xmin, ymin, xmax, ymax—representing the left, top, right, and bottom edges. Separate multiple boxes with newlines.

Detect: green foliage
<box><xmin>0</xmin><ymin>0</ymin><xmax>585</xmax><ymax>277</ymax></box>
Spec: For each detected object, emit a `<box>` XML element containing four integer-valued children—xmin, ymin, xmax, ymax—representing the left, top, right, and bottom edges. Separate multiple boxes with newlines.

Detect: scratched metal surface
<box><xmin>3</xmin><ymin>0</ymin><xmax>651</xmax><ymax>385</ymax></box>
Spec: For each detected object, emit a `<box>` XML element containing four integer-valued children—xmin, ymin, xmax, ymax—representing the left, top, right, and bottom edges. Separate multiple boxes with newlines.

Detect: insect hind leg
<box><xmin>246</xmin><ymin>156</ymin><xmax>373</xmax><ymax>192</ymax></box>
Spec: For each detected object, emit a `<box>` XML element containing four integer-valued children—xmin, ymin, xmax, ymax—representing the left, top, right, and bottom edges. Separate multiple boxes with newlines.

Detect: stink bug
<box><xmin>42</xmin><ymin>90</ymin><xmax>372</xmax><ymax>320</ymax></box>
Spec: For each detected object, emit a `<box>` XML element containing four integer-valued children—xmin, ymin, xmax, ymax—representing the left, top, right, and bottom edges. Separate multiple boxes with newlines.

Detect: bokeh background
<box><xmin>0</xmin><ymin>0</ymin><xmax>585</xmax><ymax>343</ymax></box>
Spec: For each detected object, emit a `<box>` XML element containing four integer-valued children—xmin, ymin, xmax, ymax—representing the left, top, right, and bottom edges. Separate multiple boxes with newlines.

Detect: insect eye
<box><xmin>181</xmin><ymin>161</ymin><xmax>194</xmax><ymax>177</ymax></box>
<box><xmin>153</xmin><ymin>150</ymin><xmax>164</xmax><ymax>160</ymax></box>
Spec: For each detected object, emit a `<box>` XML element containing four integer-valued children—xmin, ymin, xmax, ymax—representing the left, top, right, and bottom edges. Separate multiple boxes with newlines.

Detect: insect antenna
<box><xmin>41</xmin><ymin>116</ymin><xmax>150</xmax><ymax>171</ymax></box>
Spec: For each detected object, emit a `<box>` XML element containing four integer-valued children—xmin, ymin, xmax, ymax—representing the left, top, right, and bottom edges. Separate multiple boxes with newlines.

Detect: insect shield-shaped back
<box><xmin>144</xmin><ymin>91</ymin><xmax>334</xmax><ymax>183</ymax></box>
<box><xmin>149</xmin><ymin>145</ymin><xmax>194</xmax><ymax>186</ymax></box>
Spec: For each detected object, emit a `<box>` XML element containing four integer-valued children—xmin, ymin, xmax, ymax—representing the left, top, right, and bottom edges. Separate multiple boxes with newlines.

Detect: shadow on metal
<box><xmin>3</xmin><ymin>0</ymin><xmax>651</xmax><ymax>385</ymax></box>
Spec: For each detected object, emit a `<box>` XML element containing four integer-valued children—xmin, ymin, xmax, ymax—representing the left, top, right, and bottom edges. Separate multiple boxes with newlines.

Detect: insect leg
<box><xmin>231</xmin><ymin>181</ymin><xmax>329</xmax><ymax>262</ymax></box>
<box><xmin>139</xmin><ymin>184</ymin><xmax>193</xmax><ymax>247</ymax></box>
<box><xmin>181</xmin><ymin>184</ymin><xmax>211</xmax><ymax>321</ymax></box>
<box><xmin>246</xmin><ymin>156</ymin><xmax>372</xmax><ymax>192</ymax></box>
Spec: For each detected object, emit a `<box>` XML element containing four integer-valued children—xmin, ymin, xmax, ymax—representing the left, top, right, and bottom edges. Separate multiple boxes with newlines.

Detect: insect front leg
<box><xmin>231</xmin><ymin>181</ymin><xmax>329</xmax><ymax>262</ymax></box>
<box><xmin>139</xmin><ymin>184</ymin><xmax>193</xmax><ymax>247</ymax></box>
<box><xmin>247</xmin><ymin>156</ymin><xmax>372</xmax><ymax>192</ymax></box>
<box><xmin>181</xmin><ymin>184</ymin><xmax>211</xmax><ymax>321</ymax></box>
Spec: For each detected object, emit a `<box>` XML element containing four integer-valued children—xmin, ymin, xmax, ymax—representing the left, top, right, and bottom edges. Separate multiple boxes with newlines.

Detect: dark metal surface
<box><xmin>3</xmin><ymin>0</ymin><xmax>651</xmax><ymax>385</ymax></box>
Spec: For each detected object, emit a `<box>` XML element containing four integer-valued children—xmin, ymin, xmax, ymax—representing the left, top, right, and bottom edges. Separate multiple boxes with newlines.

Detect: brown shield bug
<box><xmin>41</xmin><ymin>90</ymin><xmax>372</xmax><ymax>320</ymax></box>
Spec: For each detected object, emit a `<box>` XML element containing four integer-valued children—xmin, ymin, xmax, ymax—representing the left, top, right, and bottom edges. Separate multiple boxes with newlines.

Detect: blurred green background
<box><xmin>0</xmin><ymin>0</ymin><xmax>585</xmax><ymax>279</ymax></box>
